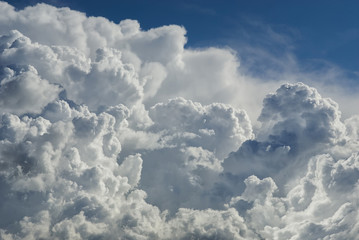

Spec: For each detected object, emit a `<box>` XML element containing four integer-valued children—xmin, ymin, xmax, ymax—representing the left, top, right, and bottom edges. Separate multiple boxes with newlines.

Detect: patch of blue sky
<box><xmin>7</xmin><ymin>0</ymin><xmax>358</xmax><ymax>79</ymax></box>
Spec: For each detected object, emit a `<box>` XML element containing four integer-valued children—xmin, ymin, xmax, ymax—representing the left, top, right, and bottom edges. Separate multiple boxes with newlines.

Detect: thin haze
<box><xmin>0</xmin><ymin>1</ymin><xmax>358</xmax><ymax>239</ymax></box>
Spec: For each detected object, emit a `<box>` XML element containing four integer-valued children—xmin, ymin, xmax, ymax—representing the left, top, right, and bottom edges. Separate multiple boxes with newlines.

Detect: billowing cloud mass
<box><xmin>0</xmin><ymin>2</ymin><xmax>358</xmax><ymax>239</ymax></box>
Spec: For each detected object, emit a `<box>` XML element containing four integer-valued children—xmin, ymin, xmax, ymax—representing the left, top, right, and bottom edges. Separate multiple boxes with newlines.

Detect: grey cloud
<box><xmin>164</xmin><ymin>208</ymin><xmax>256</xmax><ymax>240</ymax></box>
<box><xmin>223</xmin><ymin>82</ymin><xmax>347</xmax><ymax>188</ymax></box>
<box><xmin>258</xmin><ymin>82</ymin><xmax>345</xmax><ymax>147</ymax></box>
<box><xmin>0</xmin><ymin>65</ymin><xmax>60</xmax><ymax>114</ymax></box>
<box><xmin>225</xmin><ymin>152</ymin><xmax>359</xmax><ymax>239</ymax></box>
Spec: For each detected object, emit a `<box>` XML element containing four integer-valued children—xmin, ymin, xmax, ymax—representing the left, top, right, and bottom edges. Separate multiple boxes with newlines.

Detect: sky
<box><xmin>6</xmin><ymin>0</ymin><xmax>359</xmax><ymax>119</ymax></box>
<box><xmin>0</xmin><ymin>1</ymin><xmax>359</xmax><ymax>239</ymax></box>
<box><xmin>6</xmin><ymin>0</ymin><xmax>359</xmax><ymax>72</ymax></box>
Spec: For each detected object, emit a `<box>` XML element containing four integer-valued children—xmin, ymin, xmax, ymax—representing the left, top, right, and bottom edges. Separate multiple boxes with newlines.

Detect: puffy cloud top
<box><xmin>149</xmin><ymin>97</ymin><xmax>253</xmax><ymax>158</ymax></box>
<box><xmin>259</xmin><ymin>83</ymin><xmax>346</xmax><ymax>148</ymax></box>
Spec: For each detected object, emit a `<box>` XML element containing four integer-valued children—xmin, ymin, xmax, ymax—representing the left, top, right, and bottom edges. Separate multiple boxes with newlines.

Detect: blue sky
<box><xmin>7</xmin><ymin>0</ymin><xmax>359</xmax><ymax>73</ymax></box>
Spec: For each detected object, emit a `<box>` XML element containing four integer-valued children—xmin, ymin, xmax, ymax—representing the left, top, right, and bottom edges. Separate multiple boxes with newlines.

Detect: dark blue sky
<box><xmin>6</xmin><ymin>0</ymin><xmax>359</xmax><ymax>73</ymax></box>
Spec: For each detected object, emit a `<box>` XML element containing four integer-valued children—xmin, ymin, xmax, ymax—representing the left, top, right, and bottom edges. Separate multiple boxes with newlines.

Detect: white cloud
<box><xmin>149</xmin><ymin>97</ymin><xmax>253</xmax><ymax>158</ymax></box>
<box><xmin>0</xmin><ymin>65</ymin><xmax>60</xmax><ymax>114</ymax></box>
<box><xmin>258</xmin><ymin>82</ymin><xmax>346</xmax><ymax>147</ymax></box>
<box><xmin>164</xmin><ymin>208</ymin><xmax>256</xmax><ymax>239</ymax></box>
<box><xmin>0</xmin><ymin>1</ymin><xmax>358</xmax><ymax>239</ymax></box>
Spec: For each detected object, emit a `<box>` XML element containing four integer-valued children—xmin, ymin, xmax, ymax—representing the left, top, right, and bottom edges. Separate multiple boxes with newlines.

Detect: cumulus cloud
<box><xmin>0</xmin><ymin>65</ymin><xmax>60</xmax><ymax>114</ymax></box>
<box><xmin>222</xmin><ymin>82</ymin><xmax>348</xmax><ymax>190</ymax></box>
<box><xmin>0</xmin><ymin>1</ymin><xmax>358</xmax><ymax>239</ymax></box>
